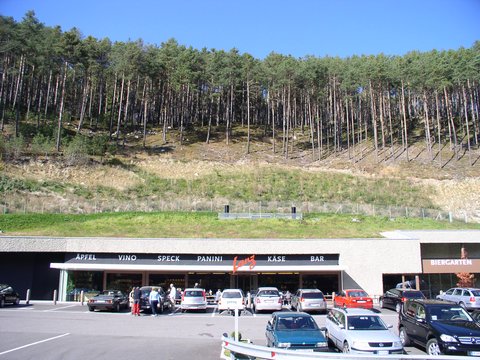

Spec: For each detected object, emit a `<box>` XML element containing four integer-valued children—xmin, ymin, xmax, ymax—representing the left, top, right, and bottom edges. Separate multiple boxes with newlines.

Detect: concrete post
<box><xmin>26</xmin><ymin>289</ymin><xmax>31</xmax><ymax>305</ymax></box>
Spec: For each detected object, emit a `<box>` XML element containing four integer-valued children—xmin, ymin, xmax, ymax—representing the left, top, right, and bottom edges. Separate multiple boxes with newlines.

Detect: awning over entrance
<box><xmin>51</xmin><ymin>252</ymin><xmax>345</xmax><ymax>272</ymax></box>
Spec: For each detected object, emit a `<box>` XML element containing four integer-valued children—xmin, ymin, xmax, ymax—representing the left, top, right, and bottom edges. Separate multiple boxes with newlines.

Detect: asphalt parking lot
<box><xmin>0</xmin><ymin>302</ymin><xmax>426</xmax><ymax>359</ymax></box>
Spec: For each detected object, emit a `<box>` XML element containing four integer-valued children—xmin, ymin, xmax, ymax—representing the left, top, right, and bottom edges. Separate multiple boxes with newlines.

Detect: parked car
<box><xmin>87</xmin><ymin>290</ymin><xmax>129</xmax><ymax>312</ymax></box>
<box><xmin>436</xmin><ymin>287</ymin><xmax>480</xmax><ymax>310</ymax></box>
<box><xmin>0</xmin><ymin>284</ymin><xmax>20</xmax><ymax>308</ymax></box>
<box><xmin>253</xmin><ymin>287</ymin><xmax>283</xmax><ymax>313</ymax></box>
<box><xmin>218</xmin><ymin>289</ymin><xmax>245</xmax><ymax>313</ymax></box>
<box><xmin>139</xmin><ymin>286</ymin><xmax>167</xmax><ymax>313</ymax></box>
<box><xmin>291</xmin><ymin>289</ymin><xmax>327</xmax><ymax>314</ymax></box>
<box><xmin>180</xmin><ymin>288</ymin><xmax>207</xmax><ymax>312</ymax></box>
<box><xmin>379</xmin><ymin>288</ymin><xmax>426</xmax><ymax>313</ymax></box>
<box><xmin>326</xmin><ymin>307</ymin><xmax>403</xmax><ymax>354</ymax></box>
<box><xmin>399</xmin><ymin>298</ymin><xmax>480</xmax><ymax>356</ymax></box>
<box><xmin>334</xmin><ymin>289</ymin><xmax>373</xmax><ymax>309</ymax></box>
<box><xmin>265</xmin><ymin>311</ymin><xmax>329</xmax><ymax>351</ymax></box>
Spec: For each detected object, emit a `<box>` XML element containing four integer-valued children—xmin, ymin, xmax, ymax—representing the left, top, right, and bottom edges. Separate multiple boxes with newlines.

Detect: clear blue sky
<box><xmin>1</xmin><ymin>0</ymin><xmax>479</xmax><ymax>59</ymax></box>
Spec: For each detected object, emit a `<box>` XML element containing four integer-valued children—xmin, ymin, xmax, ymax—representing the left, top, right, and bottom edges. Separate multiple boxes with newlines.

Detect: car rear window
<box><xmin>348</xmin><ymin>291</ymin><xmax>368</xmax><ymax>297</ymax></box>
<box><xmin>258</xmin><ymin>290</ymin><xmax>279</xmax><ymax>297</ymax></box>
<box><xmin>223</xmin><ymin>292</ymin><xmax>242</xmax><ymax>298</ymax></box>
<box><xmin>185</xmin><ymin>290</ymin><xmax>204</xmax><ymax>297</ymax></box>
<box><xmin>471</xmin><ymin>290</ymin><xmax>480</xmax><ymax>296</ymax></box>
<box><xmin>404</xmin><ymin>291</ymin><xmax>425</xmax><ymax>299</ymax></box>
<box><xmin>303</xmin><ymin>292</ymin><xmax>324</xmax><ymax>299</ymax></box>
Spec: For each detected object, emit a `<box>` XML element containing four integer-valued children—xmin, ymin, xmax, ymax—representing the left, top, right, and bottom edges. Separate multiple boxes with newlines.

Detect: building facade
<box><xmin>0</xmin><ymin>230</ymin><xmax>479</xmax><ymax>301</ymax></box>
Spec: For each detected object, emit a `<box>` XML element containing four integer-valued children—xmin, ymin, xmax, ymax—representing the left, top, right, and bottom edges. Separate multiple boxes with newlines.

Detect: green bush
<box><xmin>31</xmin><ymin>133</ymin><xmax>55</xmax><ymax>157</ymax></box>
<box><xmin>64</xmin><ymin>135</ymin><xmax>89</xmax><ymax>165</ymax></box>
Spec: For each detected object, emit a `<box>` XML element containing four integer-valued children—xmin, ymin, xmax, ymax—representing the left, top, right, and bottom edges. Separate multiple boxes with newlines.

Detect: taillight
<box><xmin>202</xmin><ymin>291</ymin><xmax>206</xmax><ymax>301</ymax></box>
<box><xmin>401</xmin><ymin>297</ymin><xmax>407</xmax><ymax>302</ymax></box>
<box><xmin>181</xmin><ymin>293</ymin><xmax>185</xmax><ymax>301</ymax></box>
<box><xmin>278</xmin><ymin>298</ymin><xmax>282</xmax><ymax>304</ymax></box>
<box><xmin>300</xmin><ymin>297</ymin><xmax>304</xmax><ymax>303</ymax></box>
<box><xmin>256</xmin><ymin>298</ymin><xmax>260</xmax><ymax>304</ymax></box>
<box><xmin>470</xmin><ymin>297</ymin><xmax>476</xmax><ymax>303</ymax></box>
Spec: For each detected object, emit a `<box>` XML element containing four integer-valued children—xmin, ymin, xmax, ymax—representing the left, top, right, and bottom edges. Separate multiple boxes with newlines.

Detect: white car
<box><xmin>436</xmin><ymin>287</ymin><xmax>480</xmax><ymax>310</ymax></box>
<box><xmin>218</xmin><ymin>289</ymin><xmax>245</xmax><ymax>312</ymax></box>
<box><xmin>253</xmin><ymin>287</ymin><xmax>283</xmax><ymax>313</ymax></box>
<box><xmin>325</xmin><ymin>308</ymin><xmax>404</xmax><ymax>355</ymax></box>
<box><xmin>180</xmin><ymin>288</ymin><xmax>207</xmax><ymax>312</ymax></box>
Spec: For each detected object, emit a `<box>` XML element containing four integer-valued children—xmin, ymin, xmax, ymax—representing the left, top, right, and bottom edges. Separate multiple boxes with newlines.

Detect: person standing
<box><xmin>133</xmin><ymin>286</ymin><xmax>141</xmax><ymax>316</ymax></box>
<box><xmin>215</xmin><ymin>289</ymin><xmax>222</xmax><ymax>303</ymax></box>
<box><xmin>149</xmin><ymin>287</ymin><xmax>160</xmax><ymax>317</ymax></box>
<box><xmin>169</xmin><ymin>284</ymin><xmax>176</xmax><ymax>307</ymax></box>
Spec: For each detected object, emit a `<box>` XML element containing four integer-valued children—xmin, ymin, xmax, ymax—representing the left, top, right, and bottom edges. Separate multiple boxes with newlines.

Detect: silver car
<box><xmin>326</xmin><ymin>308</ymin><xmax>404</xmax><ymax>355</ymax></box>
<box><xmin>253</xmin><ymin>287</ymin><xmax>283</xmax><ymax>313</ymax></box>
<box><xmin>436</xmin><ymin>287</ymin><xmax>480</xmax><ymax>310</ymax></box>
<box><xmin>291</xmin><ymin>289</ymin><xmax>327</xmax><ymax>313</ymax></box>
<box><xmin>180</xmin><ymin>288</ymin><xmax>207</xmax><ymax>312</ymax></box>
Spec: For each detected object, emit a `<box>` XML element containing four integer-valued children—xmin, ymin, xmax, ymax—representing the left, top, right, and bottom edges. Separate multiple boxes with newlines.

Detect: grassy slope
<box><xmin>0</xmin><ymin>212</ymin><xmax>478</xmax><ymax>238</ymax></box>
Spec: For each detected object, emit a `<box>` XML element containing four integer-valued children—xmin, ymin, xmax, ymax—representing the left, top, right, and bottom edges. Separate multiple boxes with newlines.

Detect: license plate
<box><xmin>377</xmin><ymin>350</ymin><xmax>389</xmax><ymax>355</ymax></box>
<box><xmin>265</xmin><ymin>300</ymin><xmax>273</xmax><ymax>303</ymax></box>
<box><xmin>357</xmin><ymin>300</ymin><xmax>366</xmax><ymax>303</ymax></box>
<box><xmin>310</xmin><ymin>303</ymin><xmax>320</xmax><ymax>307</ymax></box>
<box><xmin>96</xmin><ymin>300</ymin><xmax>105</xmax><ymax>303</ymax></box>
<box><xmin>227</xmin><ymin>301</ymin><xmax>237</xmax><ymax>304</ymax></box>
<box><xmin>468</xmin><ymin>351</ymin><xmax>480</xmax><ymax>356</ymax></box>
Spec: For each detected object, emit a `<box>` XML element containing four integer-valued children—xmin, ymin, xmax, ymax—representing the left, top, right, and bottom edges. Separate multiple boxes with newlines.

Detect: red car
<box><xmin>334</xmin><ymin>289</ymin><xmax>373</xmax><ymax>309</ymax></box>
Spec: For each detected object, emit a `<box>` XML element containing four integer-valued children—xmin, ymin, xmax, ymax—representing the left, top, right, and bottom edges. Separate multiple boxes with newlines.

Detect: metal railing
<box><xmin>220</xmin><ymin>334</ymin><xmax>469</xmax><ymax>360</ymax></box>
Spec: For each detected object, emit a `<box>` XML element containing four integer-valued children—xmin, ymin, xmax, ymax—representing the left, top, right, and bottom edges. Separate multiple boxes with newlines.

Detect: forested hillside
<box><xmin>0</xmin><ymin>12</ymin><xmax>479</xmax><ymax>219</ymax></box>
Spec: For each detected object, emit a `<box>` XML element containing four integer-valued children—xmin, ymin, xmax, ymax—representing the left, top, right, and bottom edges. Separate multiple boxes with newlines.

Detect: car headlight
<box><xmin>315</xmin><ymin>341</ymin><xmax>328</xmax><ymax>347</ymax></box>
<box><xmin>277</xmin><ymin>342</ymin><xmax>291</xmax><ymax>348</ymax></box>
<box><xmin>440</xmin><ymin>334</ymin><xmax>458</xmax><ymax>343</ymax></box>
<box><xmin>393</xmin><ymin>341</ymin><xmax>403</xmax><ymax>348</ymax></box>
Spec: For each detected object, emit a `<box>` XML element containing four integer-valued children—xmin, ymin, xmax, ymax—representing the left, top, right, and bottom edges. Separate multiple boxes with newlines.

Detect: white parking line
<box><xmin>0</xmin><ymin>333</ymin><xmax>70</xmax><ymax>356</ymax></box>
<box><xmin>43</xmin><ymin>305</ymin><xmax>79</xmax><ymax>312</ymax></box>
<box><xmin>211</xmin><ymin>308</ymin><xmax>217</xmax><ymax>317</ymax></box>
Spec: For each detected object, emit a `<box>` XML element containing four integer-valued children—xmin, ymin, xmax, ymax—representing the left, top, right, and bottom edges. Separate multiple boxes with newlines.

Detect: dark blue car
<box><xmin>265</xmin><ymin>311</ymin><xmax>329</xmax><ymax>352</ymax></box>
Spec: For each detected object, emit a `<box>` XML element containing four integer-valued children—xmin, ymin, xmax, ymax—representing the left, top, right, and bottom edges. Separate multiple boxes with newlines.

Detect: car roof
<box><xmin>274</xmin><ymin>311</ymin><xmax>312</xmax><ymax>318</ymax></box>
<box><xmin>331</xmin><ymin>308</ymin><xmax>377</xmax><ymax>316</ymax></box>
<box><xmin>298</xmin><ymin>289</ymin><xmax>321</xmax><ymax>292</ymax></box>
<box><xmin>408</xmin><ymin>299</ymin><xmax>459</xmax><ymax>306</ymax></box>
<box><xmin>258</xmin><ymin>287</ymin><xmax>279</xmax><ymax>290</ymax></box>
<box><xmin>184</xmin><ymin>288</ymin><xmax>205</xmax><ymax>291</ymax></box>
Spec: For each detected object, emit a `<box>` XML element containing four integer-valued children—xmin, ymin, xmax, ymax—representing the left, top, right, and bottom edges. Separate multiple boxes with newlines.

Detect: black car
<box><xmin>139</xmin><ymin>286</ymin><xmax>167</xmax><ymax>313</ymax></box>
<box><xmin>88</xmin><ymin>290</ymin><xmax>129</xmax><ymax>312</ymax></box>
<box><xmin>399</xmin><ymin>299</ymin><xmax>480</xmax><ymax>356</ymax></box>
<box><xmin>0</xmin><ymin>284</ymin><xmax>20</xmax><ymax>307</ymax></box>
<box><xmin>379</xmin><ymin>288</ymin><xmax>426</xmax><ymax>313</ymax></box>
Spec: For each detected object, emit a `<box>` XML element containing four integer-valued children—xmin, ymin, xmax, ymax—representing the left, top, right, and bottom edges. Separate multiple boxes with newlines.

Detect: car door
<box><xmin>265</xmin><ymin>316</ymin><xmax>276</xmax><ymax>346</ymax></box>
<box><xmin>384</xmin><ymin>289</ymin><xmax>397</xmax><ymax>310</ymax></box>
<box><xmin>402</xmin><ymin>301</ymin><xmax>421</xmax><ymax>344</ymax></box>
<box><xmin>335</xmin><ymin>291</ymin><xmax>345</xmax><ymax>307</ymax></box>
<box><xmin>327</xmin><ymin>309</ymin><xmax>345</xmax><ymax>349</ymax></box>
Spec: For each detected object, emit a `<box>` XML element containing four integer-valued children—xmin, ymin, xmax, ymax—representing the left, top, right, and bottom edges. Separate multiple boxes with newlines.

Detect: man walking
<box><xmin>149</xmin><ymin>287</ymin><xmax>160</xmax><ymax>317</ymax></box>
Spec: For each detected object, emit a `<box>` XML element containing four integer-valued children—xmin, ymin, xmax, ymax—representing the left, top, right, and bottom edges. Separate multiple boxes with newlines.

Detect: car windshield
<box><xmin>302</xmin><ymin>292</ymin><xmax>324</xmax><ymax>299</ymax></box>
<box><xmin>429</xmin><ymin>307</ymin><xmax>473</xmax><ymax>322</ymax></box>
<box><xmin>347</xmin><ymin>316</ymin><xmax>387</xmax><ymax>330</ymax></box>
<box><xmin>348</xmin><ymin>291</ymin><xmax>368</xmax><ymax>297</ymax></box>
<box><xmin>276</xmin><ymin>316</ymin><xmax>318</xmax><ymax>330</ymax></box>
<box><xmin>259</xmin><ymin>290</ymin><xmax>279</xmax><ymax>297</ymax></box>
<box><xmin>185</xmin><ymin>290</ymin><xmax>203</xmax><ymax>297</ymax></box>
<box><xmin>223</xmin><ymin>292</ymin><xmax>242</xmax><ymax>298</ymax></box>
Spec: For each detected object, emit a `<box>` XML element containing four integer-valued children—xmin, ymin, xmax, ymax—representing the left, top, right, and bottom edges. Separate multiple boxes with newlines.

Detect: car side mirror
<box><xmin>339</xmin><ymin>324</ymin><xmax>345</xmax><ymax>329</ymax></box>
<box><xmin>387</xmin><ymin>324</ymin><xmax>393</xmax><ymax>329</ymax></box>
<box><xmin>319</xmin><ymin>326</ymin><xmax>327</xmax><ymax>332</ymax></box>
<box><xmin>416</xmin><ymin>317</ymin><xmax>426</xmax><ymax>323</ymax></box>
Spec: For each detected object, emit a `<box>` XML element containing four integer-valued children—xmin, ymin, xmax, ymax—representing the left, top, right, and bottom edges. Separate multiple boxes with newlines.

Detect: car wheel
<box><xmin>115</xmin><ymin>304</ymin><xmax>120</xmax><ymax>312</ymax></box>
<box><xmin>379</xmin><ymin>298</ymin><xmax>384</xmax><ymax>308</ymax></box>
<box><xmin>88</xmin><ymin>306</ymin><xmax>94</xmax><ymax>312</ymax></box>
<box><xmin>0</xmin><ymin>298</ymin><xmax>4</xmax><ymax>308</ymax></box>
<box><xmin>395</xmin><ymin>303</ymin><xmax>402</xmax><ymax>313</ymax></box>
<box><xmin>14</xmin><ymin>297</ymin><xmax>20</xmax><ymax>306</ymax></box>
<box><xmin>426</xmin><ymin>338</ymin><xmax>443</xmax><ymax>355</ymax></box>
<box><xmin>399</xmin><ymin>327</ymin><xmax>411</xmax><ymax>346</ymax></box>
<box><xmin>342</xmin><ymin>341</ymin><xmax>351</xmax><ymax>353</ymax></box>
